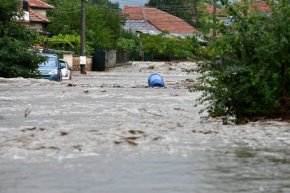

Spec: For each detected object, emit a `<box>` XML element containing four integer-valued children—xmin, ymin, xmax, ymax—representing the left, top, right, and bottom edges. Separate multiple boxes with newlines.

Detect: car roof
<box><xmin>40</xmin><ymin>52</ymin><xmax>58</xmax><ymax>58</ymax></box>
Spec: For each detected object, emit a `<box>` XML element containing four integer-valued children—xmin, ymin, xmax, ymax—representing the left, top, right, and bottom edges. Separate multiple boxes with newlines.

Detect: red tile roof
<box><xmin>29</xmin><ymin>0</ymin><xmax>54</xmax><ymax>9</ymax></box>
<box><xmin>123</xmin><ymin>6</ymin><xmax>144</xmax><ymax>20</ymax></box>
<box><xmin>29</xmin><ymin>9</ymin><xmax>50</xmax><ymax>22</ymax></box>
<box><xmin>248</xmin><ymin>1</ymin><xmax>271</xmax><ymax>13</ymax></box>
<box><xmin>123</xmin><ymin>6</ymin><xmax>197</xmax><ymax>35</ymax></box>
<box><xmin>202</xmin><ymin>3</ymin><xmax>224</xmax><ymax>16</ymax></box>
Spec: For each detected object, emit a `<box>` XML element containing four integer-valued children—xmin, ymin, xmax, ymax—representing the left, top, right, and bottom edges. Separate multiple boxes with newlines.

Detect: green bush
<box><xmin>0</xmin><ymin>1</ymin><xmax>45</xmax><ymax>78</ymax></box>
<box><xmin>0</xmin><ymin>36</ymin><xmax>43</xmax><ymax>78</ymax></box>
<box><xmin>195</xmin><ymin>2</ymin><xmax>290</xmax><ymax>122</ymax></box>
<box><xmin>140</xmin><ymin>33</ymin><xmax>200</xmax><ymax>60</ymax></box>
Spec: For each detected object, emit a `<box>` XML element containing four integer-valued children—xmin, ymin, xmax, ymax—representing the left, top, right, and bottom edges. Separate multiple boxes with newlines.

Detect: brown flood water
<box><xmin>0</xmin><ymin>62</ymin><xmax>290</xmax><ymax>193</ymax></box>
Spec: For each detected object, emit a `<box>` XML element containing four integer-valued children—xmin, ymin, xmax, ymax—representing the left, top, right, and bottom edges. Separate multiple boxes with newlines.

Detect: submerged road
<box><xmin>0</xmin><ymin>62</ymin><xmax>290</xmax><ymax>193</ymax></box>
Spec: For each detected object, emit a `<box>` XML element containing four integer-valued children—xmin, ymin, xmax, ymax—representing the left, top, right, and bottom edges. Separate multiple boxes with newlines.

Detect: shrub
<box><xmin>194</xmin><ymin>2</ymin><xmax>290</xmax><ymax>122</ymax></box>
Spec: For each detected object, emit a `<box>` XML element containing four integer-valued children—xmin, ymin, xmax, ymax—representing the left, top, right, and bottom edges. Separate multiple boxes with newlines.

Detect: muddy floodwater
<box><xmin>0</xmin><ymin>62</ymin><xmax>290</xmax><ymax>193</ymax></box>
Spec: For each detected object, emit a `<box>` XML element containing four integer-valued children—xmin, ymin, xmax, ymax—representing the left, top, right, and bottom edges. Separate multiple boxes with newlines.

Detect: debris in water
<box><xmin>21</xmin><ymin>127</ymin><xmax>45</xmax><ymax>132</ymax></box>
<box><xmin>72</xmin><ymin>145</ymin><xmax>82</xmax><ymax>151</ymax></box>
<box><xmin>34</xmin><ymin>146</ymin><xmax>60</xmax><ymax>151</ymax></box>
<box><xmin>126</xmin><ymin>140</ymin><xmax>138</xmax><ymax>146</ymax></box>
<box><xmin>152</xmin><ymin>136</ymin><xmax>162</xmax><ymax>141</ymax></box>
<box><xmin>21</xmin><ymin>127</ymin><xmax>37</xmax><ymax>132</ymax></box>
<box><xmin>60</xmin><ymin>131</ymin><xmax>69</xmax><ymax>136</ymax></box>
<box><xmin>124</xmin><ymin>136</ymin><xmax>141</xmax><ymax>141</ymax></box>
<box><xmin>192</xmin><ymin>130</ymin><xmax>218</xmax><ymax>135</ymax></box>
<box><xmin>24</xmin><ymin>108</ymin><xmax>31</xmax><ymax>118</ymax></box>
<box><xmin>148</xmin><ymin>73</ymin><xmax>165</xmax><ymax>87</ymax></box>
<box><xmin>114</xmin><ymin>141</ymin><xmax>122</xmax><ymax>145</ymax></box>
<box><xmin>128</xmin><ymin>130</ymin><xmax>145</xmax><ymax>135</ymax></box>
<box><xmin>67</xmin><ymin>83</ymin><xmax>76</xmax><ymax>87</ymax></box>
<box><xmin>148</xmin><ymin>65</ymin><xmax>154</xmax><ymax>69</ymax></box>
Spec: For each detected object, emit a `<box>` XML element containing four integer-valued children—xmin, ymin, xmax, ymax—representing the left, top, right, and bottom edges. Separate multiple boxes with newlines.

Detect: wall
<box><xmin>105</xmin><ymin>50</ymin><xmax>116</xmax><ymax>68</ymax></box>
<box><xmin>29</xmin><ymin>23</ymin><xmax>43</xmax><ymax>32</ymax></box>
<box><xmin>63</xmin><ymin>53</ymin><xmax>74</xmax><ymax>68</ymax></box>
<box><xmin>72</xmin><ymin>50</ymin><xmax>117</xmax><ymax>71</ymax></box>
<box><xmin>116</xmin><ymin>52</ymin><xmax>129</xmax><ymax>64</ymax></box>
<box><xmin>72</xmin><ymin>56</ymin><xmax>93</xmax><ymax>71</ymax></box>
<box><xmin>33</xmin><ymin>9</ymin><xmax>47</xmax><ymax>17</ymax></box>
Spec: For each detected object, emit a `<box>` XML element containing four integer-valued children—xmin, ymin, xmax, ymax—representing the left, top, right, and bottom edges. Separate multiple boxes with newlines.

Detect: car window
<box><xmin>60</xmin><ymin>62</ymin><xmax>65</xmax><ymax>68</ymax></box>
<box><xmin>39</xmin><ymin>57</ymin><xmax>57</xmax><ymax>68</ymax></box>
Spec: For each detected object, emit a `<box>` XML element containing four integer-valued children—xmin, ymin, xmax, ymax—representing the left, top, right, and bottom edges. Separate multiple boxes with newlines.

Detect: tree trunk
<box><xmin>281</xmin><ymin>61</ymin><xmax>289</xmax><ymax>116</ymax></box>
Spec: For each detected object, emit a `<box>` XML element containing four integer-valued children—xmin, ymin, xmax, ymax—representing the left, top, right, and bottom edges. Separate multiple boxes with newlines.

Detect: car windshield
<box><xmin>39</xmin><ymin>57</ymin><xmax>57</xmax><ymax>68</ymax></box>
<box><xmin>59</xmin><ymin>61</ymin><xmax>66</xmax><ymax>68</ymax></box>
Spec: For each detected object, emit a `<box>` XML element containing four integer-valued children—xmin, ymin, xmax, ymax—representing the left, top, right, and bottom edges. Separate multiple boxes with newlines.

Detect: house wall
<box><xmin>29</xmin><ymin>23</ymin><xmax>43</xmax><ymax>32</ymax></box>
<box><xmin>33</xmin><ymin>9</ymin><xmax>47</xmax><ymax>17</ymax></box>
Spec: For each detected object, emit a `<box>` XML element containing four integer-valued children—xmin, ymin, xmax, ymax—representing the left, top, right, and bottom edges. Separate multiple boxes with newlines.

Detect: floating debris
<box><xmin>60</xmin><ymin>131</ymin><xmax>69</xmax><ymax>136</ymax></box>
<box><xmin>24</xmin><ymin>108</ymin><xmax>31</xmax><ymax>118</ymax></box>
<box><xmin>67</xmin><ymin>83</ymin><xmax>76</xmax><ymax>87</ymax></box>
<box><xmin>128</xmin><ymin>130</ymin><xmax>145</xmax><ymax>135</ymax></box>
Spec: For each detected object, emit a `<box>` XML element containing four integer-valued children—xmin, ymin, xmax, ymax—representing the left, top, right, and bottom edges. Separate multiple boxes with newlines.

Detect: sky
<box><xmin>110</xmin><ymin>0</ymin><xmax>149</xmax><ymax>8</ymax></box>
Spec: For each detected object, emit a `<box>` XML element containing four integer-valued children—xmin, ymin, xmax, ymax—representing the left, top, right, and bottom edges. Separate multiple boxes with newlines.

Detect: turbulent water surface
<box><xmin>0</xmin><ymin>62</ymin><xmax>290</xmax><ymax>193</ymax></box>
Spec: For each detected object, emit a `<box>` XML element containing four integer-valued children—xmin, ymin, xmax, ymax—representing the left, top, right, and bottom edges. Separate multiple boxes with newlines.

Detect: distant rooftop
<box><xmin>123</xmin><ymin>6</ymin><xmax>197</xmax><ymax>35</ymax></box>
<box><xmin>28</xmin><ymin>0</ymin><xmax>54</xmax><ymax>9</ymax></box>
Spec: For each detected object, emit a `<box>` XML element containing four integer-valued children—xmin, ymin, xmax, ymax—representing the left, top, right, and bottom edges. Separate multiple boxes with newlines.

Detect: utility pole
<box><xmin>80</xmin><ymin>0</ymin><xmax>86</xmax><ymax>74</ymax></box>
<box><xmin>213</xmin><ymin>0</ymin><xmax>217</xmax><ymax>40</ymax></box>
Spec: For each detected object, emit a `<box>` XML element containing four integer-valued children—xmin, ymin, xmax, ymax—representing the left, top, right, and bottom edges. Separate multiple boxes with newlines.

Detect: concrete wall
<box><xmin>116</xmin><ymin>52</ymin><xmax>129</xmax><ymax>64</ymax></box>
<box><xmin>63</xmin><ymin>53</ymin><xmax>74</xmax><ymax>68</ymax></box>
<box><xmin>71</xmin><ymin>50</ymin><xmax>117</xmax><ymax>71</ymax></box>
<box><xmin>72</xmin><ymin>56</ymin><xmax>93</xmax><ymax>71</ymax></box>
<box><xmin>105</xmin><ymin>50</ymin><xmax>116</xmax><ymax>68</ymax></box>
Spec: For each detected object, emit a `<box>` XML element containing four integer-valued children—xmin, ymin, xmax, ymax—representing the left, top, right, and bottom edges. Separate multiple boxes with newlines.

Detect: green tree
<box><xmin>194</xmin><ymin>2</ymin><xmax>290</xmax><ymax>122</ymax></box>
<box><xmin>0</xmin><ymin>0</ymin><xmax>44</xmax><ymax>78</ymax></box>
<box><xmin>46</xmin><ymin>0</ymin><xmax>124</xmax><ymax>52</ymax></box>
<box><xmin>148</xmin><ymin>0</ymin><xmax>201</xmax><ymax>27</ymax></box>
<box><xmin>117</xmin><ymin>30</ymin><xmax>141</xmax><ymax>60</ymax></box>
<box><xmin>140</xmin><ymin>33</ymin><xmax>200</xmax><ymax>60</ymax></box>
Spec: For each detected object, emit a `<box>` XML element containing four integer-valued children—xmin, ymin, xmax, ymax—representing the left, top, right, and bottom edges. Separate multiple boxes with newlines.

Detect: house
<box><xmin>16</xmin><ymin>0</ymin><xmax>54</xmax><ymax>35</ymax></box>
<box><xmin>123</xmin><ymin>6</ymin><xmax>198</xmax><ymax>37</ymax></box>
<box><xmin>248</xmin><ymin>1</ymin><xmax>271</xmax><ymax>13</ymax></box>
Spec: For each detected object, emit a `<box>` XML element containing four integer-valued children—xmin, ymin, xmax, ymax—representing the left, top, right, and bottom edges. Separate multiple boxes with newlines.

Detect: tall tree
<box><xmin>148</xmin><ymin>0</ymin><xmax>201</xmax><ymax>27</ymax></box>
<box><xmin>46</xmin><ymin>0</ymin><xmax>124</xmax><ymax>51</ymax></box>
<box><xmin>0</xmin><ymin>0</ymin><xmax>44</xmax><ymax>78</ymax></box>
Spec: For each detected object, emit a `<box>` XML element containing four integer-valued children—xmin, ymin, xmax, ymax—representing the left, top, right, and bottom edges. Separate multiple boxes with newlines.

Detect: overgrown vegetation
<box><xmin>148</xmin><ymin>0</ymin><xmax>201</xmax><ymax>27</ymax></box>
<box><xmin>46</xmin><ymin>0</ymin><xmax>123</xmax><ymax>53</ymax></box>
<box><xmin>195</xmin><ymin>1</ymin><xmax>290</xmax><ymax>122</ymax></box>
<box><xmin>116</xmin><ymin>30</ymin><xmax>141</xmax><ymax>60</ymax></box>
<box><xmin>0</xmin><ymin>0</ymin><xmax>44</xmax><ymax>78</ymax></box>
<box><xmin>140</xmin><ymin>33</ymin><xmax>201</xmax><ymax>60</ymax></box>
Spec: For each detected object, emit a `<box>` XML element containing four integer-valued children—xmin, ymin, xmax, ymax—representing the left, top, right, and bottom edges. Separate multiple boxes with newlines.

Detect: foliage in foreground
<box><xmin>0</xmin><ymin>0</ymin><xmax>44</xmax><ymax>78</ymax></box>
<box><xmin>195</xmin><ymin>2</ymin><xmax>290</xmax><ymax>122</ymax></box>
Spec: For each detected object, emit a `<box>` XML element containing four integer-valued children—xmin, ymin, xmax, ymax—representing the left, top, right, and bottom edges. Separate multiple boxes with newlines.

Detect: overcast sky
<box><xmin>111</xmin><ymin>0</ymin><xmax>149</xmax><ymax>8</ymax></box>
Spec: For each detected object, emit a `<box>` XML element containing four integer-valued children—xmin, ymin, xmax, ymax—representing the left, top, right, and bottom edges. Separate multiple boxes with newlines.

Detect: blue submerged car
<box><xmin>38</xmin><ymin>53</ymin><xmax>63</xmax><ymax>82</ymax></box>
